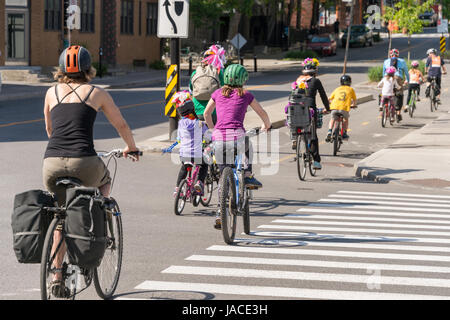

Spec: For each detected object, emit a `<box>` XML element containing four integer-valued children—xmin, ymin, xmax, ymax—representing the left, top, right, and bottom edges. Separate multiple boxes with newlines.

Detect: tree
<box><xmin>386</xmin><ymin>0</ymin><xmax>434</xmax><ymax>61</ymax></box>
<box><xmin>190</xmin><ymin>0</ymin><xmax>223</xmax><ymax>31</ymax></box>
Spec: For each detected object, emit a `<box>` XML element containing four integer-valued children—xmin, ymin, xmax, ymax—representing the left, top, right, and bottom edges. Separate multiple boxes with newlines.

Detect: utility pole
<box><xmin>343</xmin><ymin>0</ymin><xmax>355</xmax><ymax>75</ymax></box>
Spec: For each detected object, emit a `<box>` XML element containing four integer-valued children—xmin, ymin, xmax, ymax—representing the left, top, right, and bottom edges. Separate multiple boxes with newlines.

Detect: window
<box><xmin>121</xmin><ymin>0</ymin><xmax>134</xmax><ymax>34</ymax></box>
<box><xmin>45</xmin><ymin>0</ymin><xmax>62</xmax><ymax>31</ymax></box>
<box><xmin>146</xmin><ymin>2</ymin><xmax>157</xmax><ymax>36</ymax></box>
<box><xmin>80</xmin><ymin>0</ymin><xmax>95</xmax><ymax>33</ymax></box>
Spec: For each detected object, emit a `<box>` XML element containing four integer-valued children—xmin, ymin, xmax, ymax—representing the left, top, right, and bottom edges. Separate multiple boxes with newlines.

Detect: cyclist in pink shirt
<box><xmin>203</xmin><ymin>64</ymin><xmax>271</xmax><ymax>229</ymax></box>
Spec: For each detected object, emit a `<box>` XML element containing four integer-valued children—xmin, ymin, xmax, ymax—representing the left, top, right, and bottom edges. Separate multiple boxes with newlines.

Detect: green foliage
<box><xmin>443</xmin><ymin>0</ymin><xmax>450</xmax><ymax>19</ymax></box>
<box><xmin>92</xmin><ymin>62</ymin><xmax>107</xmax><ymax>76</ymax></box>
<box><xmin>148</xmin><ymin>60</ymin><xmax>166</xmax><ymax>70</ymax></box>
<box><xmin>283</xmin><ymin>50</ymin><xmax>318</xmax><ymax>60</ymax></box>
<box><xmin>190</xmin><ymin>0</ymin><xmax>254</xmax><ymax>29</ymax></box>
<box><xmin>368</xmin><ymin>66</ymin><xmax>384</xmax><ymax>82</ymax></box>
<box><xmin>387</xmin><ymin>0</ymin><xmax>435</xmax><ymax>35</ymax></box>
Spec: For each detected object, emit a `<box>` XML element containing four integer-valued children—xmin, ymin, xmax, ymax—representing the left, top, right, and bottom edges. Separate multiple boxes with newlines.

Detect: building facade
<box><xmin>2</xmin><ymin>0</ymin><xmax>161</xmax><ymax>68</ymax></box>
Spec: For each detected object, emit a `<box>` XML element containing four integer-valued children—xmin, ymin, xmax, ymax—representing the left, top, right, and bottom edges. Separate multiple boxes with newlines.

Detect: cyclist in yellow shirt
<box><xmin>326</xmin><ymin>75</ymin><xmax>357</xmax><ymax>141</ymax></box>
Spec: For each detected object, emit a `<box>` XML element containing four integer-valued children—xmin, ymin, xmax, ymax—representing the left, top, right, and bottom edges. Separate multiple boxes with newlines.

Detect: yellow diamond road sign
<box><xmin>165</xmin><ymin>64</ymin><xmax>178</xmax><ymax>118</ymax></box>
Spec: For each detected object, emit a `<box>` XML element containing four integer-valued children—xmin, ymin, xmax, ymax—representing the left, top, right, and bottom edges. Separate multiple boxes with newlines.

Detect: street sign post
<box><xmin>66</xmin><ymin>0</ymin><xmax>80</xmax><ymax>46</ymax></box>
<box><xmin>157</xmin><ymin>0</ymin><xmax>190</xmax><ymax>139</ymax></box>
<box><xmin>230</xmin><ymin>33</ymin><xmax>247</xmax><ymax>64</ymax></box>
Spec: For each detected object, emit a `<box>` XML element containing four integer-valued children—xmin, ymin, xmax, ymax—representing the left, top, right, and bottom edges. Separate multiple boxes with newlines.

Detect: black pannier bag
<box><xmin>11</xmin><ymin>190</ymin><xmax>55</xmax><ymax>263</ymax></box>
<box><xmin>64</xmin><ymin>187</ymin><xmax>107</xmax><ymax>269</ymax></box>
<box><xmin>287</xmin><ymin>89</ymin><xmax>315</xmax><ymax>131</ymax></box>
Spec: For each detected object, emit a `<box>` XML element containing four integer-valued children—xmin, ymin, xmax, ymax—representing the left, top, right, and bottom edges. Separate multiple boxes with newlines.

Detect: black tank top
<box><xmin>44</xmin><ymin>84</ymin><xmax>98</xmax><ymax>158</ymax></box>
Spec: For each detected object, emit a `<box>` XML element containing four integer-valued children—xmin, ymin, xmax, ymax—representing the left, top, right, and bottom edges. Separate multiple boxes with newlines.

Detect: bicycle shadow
<box><xmin>113</xmin><ymin>289</ymin><xmax>216</xmax><ymax>300</ymax></box>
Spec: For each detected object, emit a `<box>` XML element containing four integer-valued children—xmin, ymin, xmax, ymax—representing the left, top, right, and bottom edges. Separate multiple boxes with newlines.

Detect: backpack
<box><xmin>64</xmin><ymin>187</ymin><xmax>107</xmax><ymax>269</ymax></box>
<box><xmin>191</xmin><ymin>65</ymin><xmax>220</xmax><ymax>100</ymax></box>
<box><xmin>11</xmin><ymin>190</ymin><xmax>55</xmax><ymax>264</ymax></box>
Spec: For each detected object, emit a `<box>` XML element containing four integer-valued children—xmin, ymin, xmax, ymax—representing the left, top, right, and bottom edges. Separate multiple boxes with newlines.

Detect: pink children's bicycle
<box><xmin>174</xmin><ymin>162</ymin><xmax>212</xmax><ymax>215</ymax></box>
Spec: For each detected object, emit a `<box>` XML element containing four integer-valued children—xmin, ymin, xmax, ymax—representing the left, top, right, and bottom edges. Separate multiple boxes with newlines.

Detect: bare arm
<box><xmin>43</xmin><ymin>88</ymin><xmax>52</xmax><ymax>138</ymax></box>
<box><xmin>97</xmin><ymin>88</ymin><xmax>139</xmax><ymax>159</ymax></box>
<box><xmin>249</xmin><ymin>98</ymin><xmax>271</xmax><ymax>131</ymax></box>
<box><xmin>203</xmin><ymin>98</ymin><xmax>216</xmax><ymax>129</ymax></box>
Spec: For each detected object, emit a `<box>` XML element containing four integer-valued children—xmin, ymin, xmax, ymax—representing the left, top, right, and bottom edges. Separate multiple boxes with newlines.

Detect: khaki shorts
<box><xmin>331</xmin><ymin>109</ymin><xmax>350</xmax><ymax>120</ymax></box>
<box><xmin>43</xmin><ymin>156</ymin><xmax>111</xmax><ymax>204</ymax></box>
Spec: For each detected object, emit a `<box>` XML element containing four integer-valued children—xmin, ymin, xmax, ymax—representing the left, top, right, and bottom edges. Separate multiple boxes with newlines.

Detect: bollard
<box><xmin>188</xmin><ymin>55</ymin><xmax>193</xmax><ymax>76</ymax></box>
<box><xmin>99</xmin><ymin>47</ymin><xmax>103</xmax><ymax>78</ymax></box>
<box><xmin>254</xmin><ymin>55</ymin><xmax>257</xmax><ymax>73</ymax></box>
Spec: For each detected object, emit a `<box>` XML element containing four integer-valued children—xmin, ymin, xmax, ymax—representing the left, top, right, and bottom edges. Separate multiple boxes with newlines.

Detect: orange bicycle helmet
<box><xmin>59</xmin><ymin>45</ymin><xmax>92</xmax><ymax>74</ymax></box>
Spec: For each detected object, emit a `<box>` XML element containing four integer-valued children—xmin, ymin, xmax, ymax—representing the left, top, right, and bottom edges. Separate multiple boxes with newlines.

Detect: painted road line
<box><xmin>186</xmin><ymin>255</ymin><xmax>450</xmax><ymax>274</ymax></box>
<box><xmin>206</xmin><ymin>245</ymin><xmax>450</xmax><ymax>263</ymax></box>
<box><xmin>249</xmin><ymin>230</ymin><xmax>450</xmax><ymax>245</ymax></box>
<box><xmin>337</xmin><ymin>190</ymin><xmax>450</xmax><ymax>200</ymax></box>
<box><xmin>257</xmin><ymin>224</ymin><xmax>450</xmax><ymax>237</ymax></box>
<box><xmin>162</xmin><ymin>265</ymin><xmax>450</xmax><ymax>289</ymax></box>
<box><xmin>272</xmin><ymin>219</ymin><xmax>450</xmax><ymax>231</ymax></box>
<box><xmin>329</xmin><ymin>194</ymin><xmax>450</xmax><ymax>204</ymax></box>
<box><xmin>134</xmin><ymin>280</ymin><xmax>447</xmax><ymax>300</ymax></box>
<box><xmin>361</xmin><ymin>121</ymin><xmax>370</xmax><ymax>126</ymax></box>
<box><xmin>285</xmin><ymin>214</ymin><xmax>450</xmax><ymax>225</ymax></box>
<box><xmin>318</xmin><ymin>198</ymin><xmax>450</xmax><ymax>209</ymax></box>
<box><xmin>308</xmin><ymin>203</ymin><xmax>450</xmax><ymax>213</ymax></box>
<box><xmin>297</xmin><ymin>207</ymin><xmax>450</xmax><ymax>218</ymax></box>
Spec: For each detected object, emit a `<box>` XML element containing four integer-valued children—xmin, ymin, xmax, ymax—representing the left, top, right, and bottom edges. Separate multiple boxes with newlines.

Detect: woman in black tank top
<box><xmin>43</xmin><ymin>46</ymin><xmax>139</xmax><ymax>203</ymax></box>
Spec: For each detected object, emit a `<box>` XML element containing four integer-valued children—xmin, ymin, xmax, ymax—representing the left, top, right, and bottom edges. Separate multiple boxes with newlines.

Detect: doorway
<box><xmin>6</xmin><ymin>8</ymin><xmax>29</xmax><ymax>65</ymax></box>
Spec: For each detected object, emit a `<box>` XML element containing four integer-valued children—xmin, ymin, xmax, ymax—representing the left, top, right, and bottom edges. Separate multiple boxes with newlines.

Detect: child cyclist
<box><xmin>203</xmin><ymin>64</ymin><xmax>271</xmax><ymax>229</ymax></box>
<box><xmin>377</xmin><ymin>66</ymin><xmax>401</xmax><ymax>111</ymax></box>
<box><xmin>162</xmin><ymin>91</ymin><xmax>210</xmax><ymax>197</ymax></box>
<box><xmin>326</xmin><ymin>75</ymin><xmax>357</xmax><ymax>142</ymax></box>
<box><xmin>404</xmin><ymin>60</ymin><xmax>424</xmax><ymax>113</ymax></box>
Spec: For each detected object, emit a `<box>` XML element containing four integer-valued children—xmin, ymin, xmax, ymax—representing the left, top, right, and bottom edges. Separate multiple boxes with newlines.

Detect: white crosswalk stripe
<box><xmin>134</xmin><ymin>190</ymin><xmax>450</xmax><ymax>299</ymax></box>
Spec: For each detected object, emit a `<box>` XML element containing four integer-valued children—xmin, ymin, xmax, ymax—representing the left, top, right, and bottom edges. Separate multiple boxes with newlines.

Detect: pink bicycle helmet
<box><xmin>411</xmin><ymin>60</ymin><xmax>419</xmax><ymax>68</ymax></box>
<box><xmin>386</xmin><ymin>66</ymin><xmax>396</xmax><ymax>75</ymax></box>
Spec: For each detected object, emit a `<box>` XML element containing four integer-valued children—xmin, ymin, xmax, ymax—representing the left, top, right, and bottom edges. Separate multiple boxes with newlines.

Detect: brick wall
<box><xmin>28</xmin><ymin>0</ymin><xmax>160</xmax><ymax>68</ymax></box>
<box><xmin>115</xmin><ymin>0</ymin><xmax>161</xmax><ymax>68</ymax></box>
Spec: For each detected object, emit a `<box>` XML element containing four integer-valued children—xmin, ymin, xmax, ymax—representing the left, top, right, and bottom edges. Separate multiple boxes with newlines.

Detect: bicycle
<box><xmin>328</xmin><ymin>107</ymin><xmax>356</xmax><ymax>156</ymax></box>
<box><xmin>202</xmin><ymin>143</ymin><xmax>220</xmax><ymax>207</ymax></box>
<box><xmin>407</xmin><ymin>87</ymin><xmax>419</xmax><ymax>118</ymax></box>
<box><xmin>174</xmin><ymin>162</ymin><xmax>210</xmax><ymax>215</ymax></box>
<box><xmin>219</xmin><ymin>128</ymin><xmax>261</xmax><ymax>244</ymax></box>
<box><xmin>40</xmin><ymin>149</ymin><xmax>141</xmax><ymax>300</ymax></box>
<box><xmin>428</xmin><ymin>76</ymin><xmax>439</xmax><ymax>112</ymax></box>
<box><xmin>380</xmin><ymin>95</ymin><xmax>396</xmax><ymax>127</ymax></box>
<box><xmin>293</xmin><ymin>108</ymin><xmax>323</xmax><ymax>181</ymax></box>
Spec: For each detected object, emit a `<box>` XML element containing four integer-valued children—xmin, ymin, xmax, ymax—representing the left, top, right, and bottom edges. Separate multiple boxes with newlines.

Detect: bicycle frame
<box><xmin>184</xmin><ymin>164</ymin><xmax>201</xmax><ymax>200</ymax></box>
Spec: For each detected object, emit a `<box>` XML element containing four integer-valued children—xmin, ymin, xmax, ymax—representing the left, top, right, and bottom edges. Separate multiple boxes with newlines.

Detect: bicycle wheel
<box><xmin>381</xmin><ymin>105</ymin><xmax>387</xmax><ymax>127</ymax></box>
<box><xmin>332</xmin><ymin>124</ymin><xmax>340</xmax><ymax>156</ymax></box>
<box><xmin>389</xmin><ymin>106</ymin><xmax>395</xmax><ymax>125</ymax></box>
<box><xmin>219</xmin><ymin>167</ymin><xmax>237</xmax><ymax>244</ymax></box>
<box><xmin>409</xmin><ymin>100</ymin><xmax>415</xmax><ymax>118</ymax></box>
<box><xmin>174</xmin><ymin>179</ymin><xmax>188</xmax><ymax>215</ymax></box>
<box><xmin>94</xmin><ymin>200</ymin><xmax>123</xmax><ymax>300</ymax></box>
<box><xmin>240</xmin><ymin>171</ymin><xmax>250</xmax><ymax>235</ymax></box>
<box><xmin>296</xmin><ymin>134</ymin><xmax>307</xmax><ymax>181</ymax></box>
<box><xmin>430</xmin><ymin>88</ymin><xmax>435</xmax><ymax>112</ymax></box>
<box><xmin>200</xmin><ymin>168</ymin><xmax>214</xmax><ymax>207</ymax></box>
<box><xmin>40</xmin><ymin>217</ymin><xmax>76</xmax><ymax>300</ymax></box>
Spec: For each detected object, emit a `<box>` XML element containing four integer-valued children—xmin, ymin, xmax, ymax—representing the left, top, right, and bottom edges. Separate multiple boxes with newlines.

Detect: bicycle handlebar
<box><xmin>97</xmin><ymin>149</ymin><xmax>143</xmax><ymax>159</ymax></box>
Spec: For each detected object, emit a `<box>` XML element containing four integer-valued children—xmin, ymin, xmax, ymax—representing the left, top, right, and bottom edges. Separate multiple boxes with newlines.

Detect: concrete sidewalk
<box><xmin>354</xmin><ymin>90</ymin><xmax>450</xmax><ymax>190</ymax></box>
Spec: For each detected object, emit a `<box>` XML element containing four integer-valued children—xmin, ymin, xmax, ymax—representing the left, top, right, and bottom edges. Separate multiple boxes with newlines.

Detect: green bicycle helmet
<box><xmin>224</xmin><ymin>64</ymin><xmax>249</xmax><ymax>86</ymax></box>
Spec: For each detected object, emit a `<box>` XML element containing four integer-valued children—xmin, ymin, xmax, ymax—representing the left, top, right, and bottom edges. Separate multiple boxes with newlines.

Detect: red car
<box><xmin>307</xmin><ymin>34</ymin><xmax>337</xmax><ymax>56</ymax></box>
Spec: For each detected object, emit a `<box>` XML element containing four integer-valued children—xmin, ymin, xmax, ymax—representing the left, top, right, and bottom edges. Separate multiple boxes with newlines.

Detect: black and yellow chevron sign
<box><xmin>441</xmin><ymin>36</ymin><xmax>447</xmax><ymax>53</ymax></box>
<box><xmin>165</xmin><ymin>64</ymin><xmax>178</xmax><ymax>118</ymax></box>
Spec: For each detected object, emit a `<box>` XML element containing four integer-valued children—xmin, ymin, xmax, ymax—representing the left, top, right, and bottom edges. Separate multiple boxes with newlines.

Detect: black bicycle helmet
<box><xmin>177</xmin><ymin>100</ymin><xmax>195</xmax><ymax>117</ymax></box>
<box><xmin>340</xmin><ymin>74</ymin><xmax>352</xmax><ymax>86</ymax></box>
<box><xmin>302</xmin><ymin>64</ymin><xmax>317</xmax><ymax>74</ymax></box>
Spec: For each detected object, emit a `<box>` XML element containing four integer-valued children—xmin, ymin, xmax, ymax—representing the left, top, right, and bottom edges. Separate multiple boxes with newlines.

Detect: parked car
<box><xmin>419</xmin><ymin>11</ymin><xmax>437</xmax><ymax>27</ymax></box>
<box><xmin>341</xmin><ymin>25</ymin><xmax>373</xmax><ymax>48</ymax></box>
<box><xmin>306</xmin><ymin>34</ymin><xmax>337</xmax><ymax>56</ymax></box>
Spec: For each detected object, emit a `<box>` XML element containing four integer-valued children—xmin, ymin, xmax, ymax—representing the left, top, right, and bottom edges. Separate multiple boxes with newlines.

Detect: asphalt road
<box><xmin>1</xmin><ymin>33</ymin><xmax>449</xmax><ymax>301</ymax></box>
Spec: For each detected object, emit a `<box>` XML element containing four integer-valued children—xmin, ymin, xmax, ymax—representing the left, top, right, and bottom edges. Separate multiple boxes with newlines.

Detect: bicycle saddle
<box><xmin>55</xmin><ymin>177</ymin><xmax>82</xmax><ymax>187</ymax></box>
